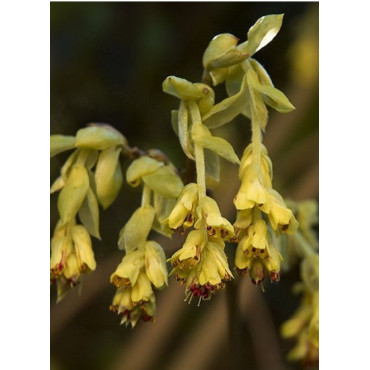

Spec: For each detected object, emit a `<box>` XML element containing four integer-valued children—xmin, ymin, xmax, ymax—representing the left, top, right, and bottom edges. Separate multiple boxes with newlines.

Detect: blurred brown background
<box><xmin>50</xmin><ymin>2</ymin><xmax>318</xmax><ymax>370</ymax></box>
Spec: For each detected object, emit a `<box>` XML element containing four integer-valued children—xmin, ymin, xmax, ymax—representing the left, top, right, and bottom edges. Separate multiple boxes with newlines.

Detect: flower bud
<box><xmin>131</xmin><ymin>271</ymin><xmax>153</xmax><ymax>304</ymax></box>
<box><xmin>110</xmin><ymin>249</ymin><xmax>145</xmax><ymax>288</ymax></box>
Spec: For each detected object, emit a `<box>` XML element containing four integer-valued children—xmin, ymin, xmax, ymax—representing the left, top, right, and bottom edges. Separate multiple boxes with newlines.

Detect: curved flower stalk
<box><xmin>163</xmin><ymin>74</ymin><xmax>239</xmax><ymax>304</ymax></box>
<box><xmin>110</xmin><ymin>155</ymin><xmax>183</xmax><ymax>326</ymax></box>
<box><xmin>50</xmin><ymin>124</ymin><xmax>128</xmax><ymax>301</ymax></box>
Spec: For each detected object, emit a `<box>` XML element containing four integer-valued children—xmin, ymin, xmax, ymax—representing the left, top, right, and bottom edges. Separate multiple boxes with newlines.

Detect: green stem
<box><xmin>141</xmin><ymin>184</ymin><xmax>152</xmax><ymax>207</ymax></box>
<box><xmin>188</xmin><ymin>101</ymin><xmax>206</xmax><ymax>202</ymax></box>
<box><xmin>251</xmin><ymin>116</ymin><xmax>262</xmax><ymax>166</ymax></box>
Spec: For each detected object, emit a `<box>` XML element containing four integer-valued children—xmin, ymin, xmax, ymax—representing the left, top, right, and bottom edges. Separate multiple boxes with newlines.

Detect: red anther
<box><xmin>142</xmin><ymin>314</ymin><xmax>153</xmax><ymax>322</ymax></box>
<box><xmin>270</xmin><ymin>270</ymin><xmax>280</xmax><ymax>282</ymax></box>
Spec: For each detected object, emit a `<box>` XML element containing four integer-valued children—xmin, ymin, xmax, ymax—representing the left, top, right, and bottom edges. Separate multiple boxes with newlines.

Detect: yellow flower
<box><xmin>110</xmin><ymin>249</ymin><xmax>145</xmax><ymax>288</ymax></box>
<box><xmin>62</xmin><ymin>253</ymin><xmax>81</xmax><ymax>286</ymax></box>
<box><xmin>109</xmin><ymin>270</ymin><xmax>157</xmax><ymax>328</ymax></box>
<box><xmin>109</xmin><ymin>286</ymin><xmax>156</xmax><ymax>327</ymax></box>
<box><xmin>50</xmin><ymin>224</ymin><xmax>73</xmax><ymax>282</ymax></box>
<box><xmin>233</xmin><ymin>209</ymin><xmax>253</xmax><ymax>241</ymax></box>
<box><xmin>234</xmin><ymin>164</ymin><xmax>268</xmax><ymax>210</ymax></box>
<box><xmin>50</xmin><ymin>221</ymin><xmax>97</xmax><ymax>301</ymax></box>
<box><xmin>166</xmin><ymin>183</ymin><xmax>198</xmax><ymax>231</ymax></box>
<box><xmin>261</xmin><ymin>189</ymin><xmax>298</xmax><ymax>234</ymax></box>
<box><xmin>239</xmin><ymin>143</ymin><xmax>272</xmax><ymax>186</ymax></box>
<box><xmin>169</xmin><ymin>229</ymin><xmax>207</xmax><ymax>269</ymax></box>
<box><xmin>70</xmin><ymin>225</ymin><xmax>97</xmax><ymax>272</ymax></box>
<box><xmin>195</xmin><ymin>196</ymin><xmax>235</xmax><ymax>241</ymax></box>
<box><xmin>144</xmin><ymin>240</ymin><xmax>168</xmax><ymax>289</ymax></box>
<box><xmin>170</xmin><ymin>238</ymin><xmax>233</xmax><ymax>304</ymax></box>
<box><xmin>235</xmin><ymin>224</ymin><xmax>282</xmax><ymax>284</ymax></box>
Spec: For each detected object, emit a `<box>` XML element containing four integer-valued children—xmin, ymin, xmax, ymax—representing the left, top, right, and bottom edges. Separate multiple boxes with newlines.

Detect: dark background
<box><xmin>50</xmin><ymin>2</ymin><xmax>319</xmax><ymax>370</ymax></box>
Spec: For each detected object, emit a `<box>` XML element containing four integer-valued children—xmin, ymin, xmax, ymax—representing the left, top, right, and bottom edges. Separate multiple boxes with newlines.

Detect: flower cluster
<box><xmin>50</xmin><ymin>124</ymin><xmax>128</xmax><ymax>300</ymax></box>
<box><xmin>167</xmin><ymin>196</ymin><xmax>234</xmax><ymax>304</ymax></box>
<box><xmin>196</xmin><ymin>14</ymin><xmax>299</xmax><ymax>287</ymax></box>
<box><xmin>109</xmin><ymin>155</ymin><xmax>183</xmax><ymax>325</ymax></box>
<box><xmin>110</xmin><ymin>241</ymin><xmax>167</xmax><ymax>327</ymax></box>
<box><xmin>163</xmin><ymin>73</ymin><xmax>240</xmax><ymax>304</ymax></box>
<box><xmin>50</xmin><ymin>220</ymin><xmax>96</xmax><ymax>301</ymax></box>
<box><xmin>233</xmin><ymin>143</ymin><xmax>298</xmax><ymax>285</ymax></box>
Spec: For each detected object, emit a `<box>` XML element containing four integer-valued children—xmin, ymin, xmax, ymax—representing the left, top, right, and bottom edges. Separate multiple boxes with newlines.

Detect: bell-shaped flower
<box><xmin>166</xmin><ymin>183</ymin><xmax>198</xmax><ymax>231</ymax></box>
<box><xmin>239</xmin><ymin>143</ymin><xmax>272</xmax><ymax>186</ymax></box>
<box><xmin>233</xmin><ymin>209</ymin><xmax>253</xmax><ymax>240</ymax></box>
<box><xmin>171</xmin><ymin>239</ymin><xmax>233</xmax><ymax>305</ymax></box>
<box><xmin>169</xmin><ymin>229</ymin><xmax>207</xmax><ymax>269</ymax></box>
<box><xmin>261</xmin><ymin>189</ymin><xmax>298</xmax><ymax>233</ymax></box>
<box><xmin>62</xmin><ymin>253</ymin><xmax>81</xmax><ymax>286</ymax></box>
<box><xmin>131</xmin><ymin>271</ymin><xmax>154</xmax><ymax>305</ymax></box>
<box><xmin>70</xmin><ymin>225</ymin><xmax>97</xmax><ymax>273</ymax></box>
<box><xmin>110</xmin><ymin>249</ymin><xmax>145</xmax><ymax>288</ymax></box>
<box><xmin>144</xmin><ymin>240</ymin><xmax>168</xmax><ymax>289</ymax></box>
<box><xmin>234</xmin><ymin>164</ymin><xmax>268</xmax><ymax>210</ymax></box>
<box><xmin>50</xmin><ymin>221</ymin><xmax>74</xmax><ymax>281</ymax></box>
<box><xmin>235</xmin><ymin>230</ymin><xmax>282</xmax><ymax>284</ymax></box>
<box><xmin>110</xmin><ymin>258</ymin><xmax>158</xmax><ymax>327</ymax></box>
<box><xmin>195</xmin><ymin>196</ymin><xmax>235</xmax><ymax>241</ymax></box>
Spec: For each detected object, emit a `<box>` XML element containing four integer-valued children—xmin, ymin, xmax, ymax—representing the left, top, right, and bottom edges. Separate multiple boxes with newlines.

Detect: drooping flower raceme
<box><xmin>109</xmin><ymin>155</ymin><xmax>183</xmax><ymax>326</ymax></box>
<box><xmin>200</xmin><ymin>18</ymin><xmax>298</xmax><ymax>288</ymax></box>
<box><xmin>163</xmin><ymin>74</ymin><xmax>239</xmax><ymax>304</ymax></box>
<box><xmin>50</xmin><ymin>124</ymin><xmax>128</xmax><ymax>300</ymax></box>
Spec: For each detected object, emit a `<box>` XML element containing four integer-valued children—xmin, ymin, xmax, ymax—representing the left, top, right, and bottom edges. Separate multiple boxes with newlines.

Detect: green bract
<box><xmin>118</xmin><ymin>205</ymin><xmax>156</xmax><ymax>252</ymax></box>
<box><xmin>162</xmin><ymin>76</ymin><xmax>203</xmax><ymax>101</ymax></box>
<box><xmin>58</xmin><ymin>164</ymin><xmax>89</xmax><ymax>224</ymax></box>
<box><xmin>76</xmin><ymin>125</ymin><xmax>127</xmax><ymax>150</ymax></box>
<box><xmin>50</xmin><ymin>135</ymin><xmax>76</xmax><ymax>157</ymax></box>
<box><xmin>95</xmin><ymin>146</ymin><xmax>123</xmax><ymax>209</ymax></box>
<box><xmin>126</xmin><ymin>156</ymin><xmax>163</xmax><ymax>187</ymax></box>
<box><xmin>238</xmin><ymin>14</ymin><xmax>284</xmax><ymax>56</ymax></box>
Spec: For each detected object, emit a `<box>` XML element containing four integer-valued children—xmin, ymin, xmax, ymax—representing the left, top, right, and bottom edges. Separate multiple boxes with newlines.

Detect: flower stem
<box><xmin>188</xmin><ymin>101</ymin><xmax>206</xmax><ymax>202</ymax></box>
<box><xmin>251</xmin><ymin>116</ymin><xmax>262</xmax><ymax>166</ymax></box>
<box><xmin>141</xmin><ymin>184</ymin><xmax>152</xmax><ymax>207</ymax></box>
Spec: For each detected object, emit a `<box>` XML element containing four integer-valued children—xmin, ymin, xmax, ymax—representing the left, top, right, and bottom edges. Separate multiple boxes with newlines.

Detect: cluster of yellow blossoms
<box><xmin>166</xmin><ymin>185</ymin><xmax>234</xmax><ymax>304</ymax></box>
<box><xmin>50</xmin><ymin>124</ymin><xmax>127</xmax><ymax>300</ymax></box>
<box><xmin>109</xmin><ymin>155</ymin><xmax>183</xmax><ymax>326</ymax></box>
<box><xmin>233</xmin><ymin>142</ymin><xmax>298</xmax><ymax>285</ymax></box>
